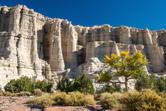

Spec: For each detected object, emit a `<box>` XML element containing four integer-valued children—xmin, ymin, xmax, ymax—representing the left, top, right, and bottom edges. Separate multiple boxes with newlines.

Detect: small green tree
<box><xmin>57</xmin><ymin>74</ymin><xmax>94</xmax><ymax>94</ymax></box>
<box><xmin>79</xmin><ymin>74</ymin><xmax>94</xmax><ymax>94</ymax></box>
<box><xmin>157</xmin><ymin>77</ymin><xmax>166</xmax><ymax>92</ymax></box>
<box><xmin>135</xmin><ymin>75</ymin><xmax>157</xmax><ymax>91</ymax></box>
<box><xmin>57</xmin><ymin>78</ymin><xmax>74</xmax><ymax>92</ymax></box>
<box><xmin>104</xmin><ymin>50</ymin><xmax>148</xmax><ymax>91</ymax></box>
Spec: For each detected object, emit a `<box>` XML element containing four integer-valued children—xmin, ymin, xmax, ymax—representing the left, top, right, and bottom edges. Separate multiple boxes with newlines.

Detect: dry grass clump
<box><xmin>17</xmin><ymin>91</ymin><xmax>32</xmax><ymax>96</ymax></box>
<box><xmin>119</xmin><ymin>90</ymin><xmax>140</xmax><ymax>111</ymax></box>
<box><xmin>100</xmin><ymin>92</ymin><xmax>121</xmax><ymax>109</ymax></box>
<box><xmin>64</xmin><ymin>91</ymin><xmax>95</xmax><ymax>106</ymax></box>
<box><xmin>0</xmin><ymin>91</ymin><xmax>17</xmax><ymax>96</ymax></box>
<box><xmin>33</xmin><ymin>89</ymin><xmax>43</xmax><ymax>96</ymax></box>
<box><xmin>50</xmin><ymin>92</ymin><xmax>67</xmax><ymax>105</ymax></box>
<box><xmin>27</xmin><ymin>93</ymin><xmax>55</xmax><ymax>106</ymax></box>
<box><xmin>94</xmin><ymin>93</ymin><xmax>101</xmax><ymax>100</ymax></box>
<box><xmin>83</xmin><ymin>94</ymin><xmax>96</xmax><ymax>106</ymax></box>
<box><xmin>137</xmin><ymin>89</ymin><xmax>166</xmax><ymax>111</ymax></box>
<box><xmin>0</xmin><ymin>91</ymin><xmax>32</xmax><ymax>96</ymax></box>
<box><xmin>27</xmin><ymin>91</ymin><xmax>95</xmax><ymax>106</ymax></box>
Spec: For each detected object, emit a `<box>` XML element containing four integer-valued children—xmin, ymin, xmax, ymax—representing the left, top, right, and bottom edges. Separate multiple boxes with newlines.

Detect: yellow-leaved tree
<box><xmin>104</xmin><ymin>50</ymin><xmax>148</xmax><ymax>91</ymax></box>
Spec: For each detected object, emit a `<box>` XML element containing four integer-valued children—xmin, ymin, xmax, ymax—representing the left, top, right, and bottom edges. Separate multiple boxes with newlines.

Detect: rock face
<box><xmin>0</xmin><ymin>5</ymin><xmax>166</xmax><ymax>88</ymax></box>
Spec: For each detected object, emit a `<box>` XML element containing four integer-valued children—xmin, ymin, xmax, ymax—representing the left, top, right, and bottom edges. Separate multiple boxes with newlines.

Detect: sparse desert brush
<box><xmin>18</xmin><ymin>91</ymin><xmax>31</xmax><ymax>96</ymax></box>
<box><xmin>100</xmin><ymin>92</ymin><xmax>121</xmax><ymax>109</ymax></box>
<box><xmin>27</xmin><ymin>91</ymin><xmax>95</xmax><ymax>106</ymax></box>
<box><xmin>137</xmin><ymin>89</ymin><xmax>166</xmax><ymax>111</ymax></box>
<box><xmin>65</xmin><ymin>91</ymin><xmax>84</xmax><ymax>106</ymax></box>
<box><xmin>119</xmin><ymin>90</ymin><xmax>140</xmax><ymax>111</ymax></box>
<box><xmin>50</xmin><ymin>92</ymin><xmax>67</xmax><ymax>105</ymax></box>
<box><xmin>33</xmin><ymin>89</ymin><xmax>42</xmax><ymax>96</ymax></box>
<box><xmin>94</xmin><ymin>93</ymin><xmax>101</xmax><ymax>100</ymax></box>
<box><xmin>64</xmin><ymin>91</ymin><xmax>95</xmax><ymax>106</ymax></box>
<box><xmin>83</xmin><ymin>94</ymin><xmax>96</xmax><ymax>106</ymax></box>
<box><xmin>120</xmin><ymin>89</ymin><xmax>166</xmax><ymax>111</ymax></box>
<box><xmin>27</xmin><ymin>93</ymin><xmax>55</xmax><ymax>106</ymax></box>
<box><xmin>0</xmin><ymin>91</ymin><xmax>17</xmax><ymax>96</ymax></box>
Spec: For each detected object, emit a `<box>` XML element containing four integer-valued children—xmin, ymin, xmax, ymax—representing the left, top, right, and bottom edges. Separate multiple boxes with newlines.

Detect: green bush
<box><xmin>4</xmin><ymin>76</ymin><xmax>53</xmax><ymax>93</ymax></box>
<box><xmin>56</xmin><ymin>78</ymin><xmax>74</xmax><ymax>92</ymax></box>
<box><xmin>156</xmin><ymin>77</ymin><xmax>166</xmax><ymax>92</ymax></box>
<box><xmin>100</xmin><ymin>92</ymin><xmax>121</xmax><ymax>109</ymax></box>
<box><xmin>135</xmin><ymin>75</ymin><xmax>157</xmax><ymax>91</ymax></box>
<box><xmin>105</xmin><ymin>84</ymin><xmax>121</xmax><ymax>93</ymax></box>
<box><xmin>57</xmin><ymin>74</ymin><xmax>94</xmax><ymax>94</ymax></box>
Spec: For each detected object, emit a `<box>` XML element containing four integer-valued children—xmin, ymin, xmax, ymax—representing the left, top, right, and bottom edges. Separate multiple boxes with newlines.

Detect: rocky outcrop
<box><xmin>0</xmin><ymin>5</ymin><xmax>166</xmax><ymax>88</ymax></box>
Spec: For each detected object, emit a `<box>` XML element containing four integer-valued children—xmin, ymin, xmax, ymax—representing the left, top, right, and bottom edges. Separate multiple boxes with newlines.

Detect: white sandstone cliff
<box><xmin>0</xmin><ymin>5</ymin><xmax>166</xmax><ymax>89</ymax></box>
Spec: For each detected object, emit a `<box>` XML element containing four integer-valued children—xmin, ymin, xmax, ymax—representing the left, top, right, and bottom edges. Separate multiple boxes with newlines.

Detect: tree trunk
<box><xmin>125</xmin><ymin>77</ymin><xmax>128</xmax><ymax>92</ymax></box>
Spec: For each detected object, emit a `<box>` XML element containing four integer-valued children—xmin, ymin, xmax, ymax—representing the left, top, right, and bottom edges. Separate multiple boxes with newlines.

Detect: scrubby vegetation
<box><xmin>100</xmin><ymin>92</ymin><xmax>122</xmax><ymax>109</ymax></box>
<box><xmin>57</xmin><ymin>74</ymin><xmax>94</xmax><ymax>94</ymax></box>
<box><xmin>135</xmin><ymin>75</ymin><xmax>166</xmax><ymax>92</ymax></box>
<box><xmin>4</xmin><ymin>76</ymin><xmax>53</xmax><ymax>93</ymax></box>
<box><xmin>27</xmin><ymin>91</ymin><xmax>95</xmax><ymax>106</ymax></box>
<box><xmin>27</xmin><ymin>93</ymin><xmax>55</xmax><ymax>106</ymax></box>
<box><xmin>120</xmin><ymin>89</ymin><xmax>166</xmax><ymax>111</ymax></box>
<box><xmin>0</xmin><ymin>91</ymin><xmax>32</xmax><ymax>96</ymax></box>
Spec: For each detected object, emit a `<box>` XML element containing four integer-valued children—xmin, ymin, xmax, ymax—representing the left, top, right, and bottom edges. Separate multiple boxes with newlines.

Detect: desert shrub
<box><xmin>56</xmin><ymin>78</ymin><xmax>74</xmax><ymax>92</ymax></box>
<box><xmin>100</xmin><ymin>92</ymin><xmax>121</xmax><ymax>109</ymax></box>
<box><xmin>17</xmin><ymin>91</ymin><xmax>31</xmax><ymax>96</ymax></box>
<box><xmin>100</xmin><ymin>92</ymin><xmax>112</xmax><ymax>109</ymax></box>
<box><xmin>94</xmin><ymin>93</ymin><xmax>101</xmax><ymax>100</ymax></box>
<box><xmin>83</xmin><ymin>94</ymin><xmax>96</xmax><ymax>106</ymax></box>
<box><xmin>135</xmin><ymin>75</ymin><xmax>157</xmax><ymax>91</ymax></box>
<box><xmin>35</xmin><ymin>80</ymin><xmax>53</xmax><ymax>92</ymax></box>
<box><xmin>50</xmin><ymin>92</ymin><xmax>67</xmax><ymax>105</ymax></box>
<box><xmin>105</xmin><ymin>84</ymin><xmax>121</xmax><ymax>93</ymax></box>
<box><xmin>119</xmin><ymin>90</ymin><xmax>140</xmax><ymax>111</ymax></box>
<box><xmin>64</xmin><ymin>91</ymin><xmax>84</xmax><ymax>106</ymax></box>
<box><xmin>0</xmin><ymin>91</ymin><xmax>17</xmax><ymax>96</ymax></box>
<box><xmin>136</xmin><ymin>89</ymin><xmax>166</xmax><ymax>111</ymax></box>
<box><xmin>27</xmin><ymin>91</ymin><xmax>95</xmax><ymax>106</ymax></box>
<box><xmin>27</xmin><ymin>93</ymin><xmax>55</xmax><ymax>106</ymax></box>
<box><xmin>57</xmin><ymin>74</ymin><xmax>94</xmax><ymax>94</ymax></box>
<box><xmin>4</xmin><ymin>76</ymin><xmax>53</xmax><ymax>93</ymax></box>
<box><xmin>120</xmin><ymin>89</ymin><xmax>166</xmax><ymax>111</ymax></box>
<box><xmin>156</xmin><ymin>77</ymin><xmax>166</xmax><ymax>92</ymax></box>
<box><xmin>33</xmin><ymin>89</ymin><xmax>43</xmax><ymax>96</ymax></box>
<box><xmin>64</xmin><ymin>91</ymin><xmax>95</xmax><ymax>106</ymax></box>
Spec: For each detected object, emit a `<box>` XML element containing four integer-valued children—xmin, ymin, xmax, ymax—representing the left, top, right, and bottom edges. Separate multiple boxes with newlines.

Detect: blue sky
<box><xmin>0</xmin><ymin>0</ymin><xmax>166</xmax><ymax>30</ymax></box>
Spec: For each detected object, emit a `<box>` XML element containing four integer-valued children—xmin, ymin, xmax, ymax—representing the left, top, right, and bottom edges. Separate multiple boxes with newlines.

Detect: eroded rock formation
<box><xmin>0</xmin><ymin>5</ymin><xmax>166</xmax><ymax>88</ymax></box>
